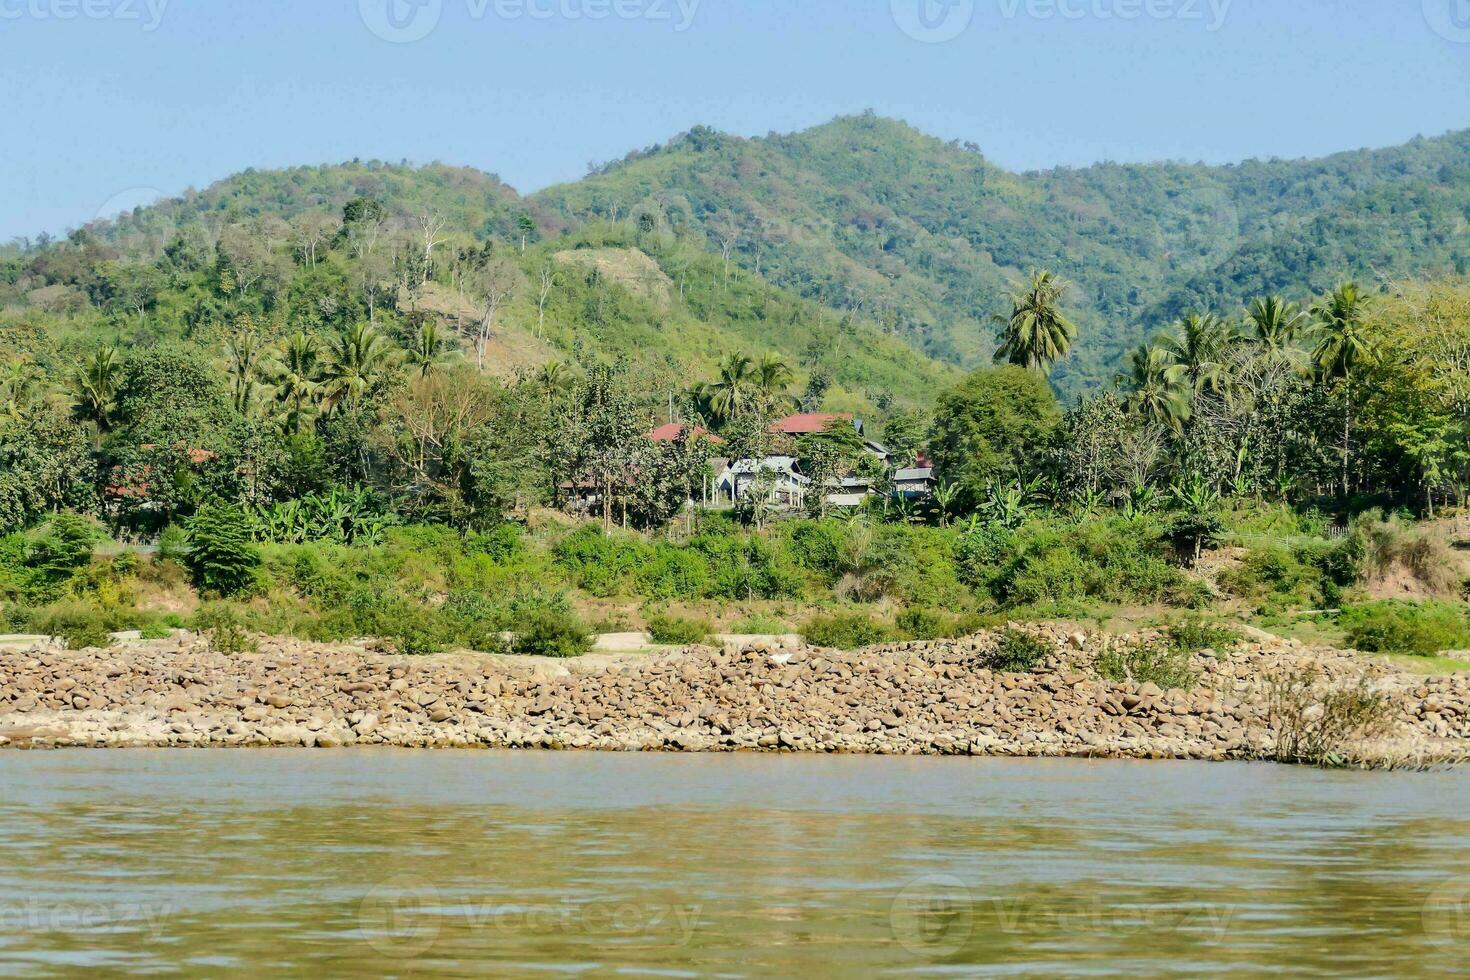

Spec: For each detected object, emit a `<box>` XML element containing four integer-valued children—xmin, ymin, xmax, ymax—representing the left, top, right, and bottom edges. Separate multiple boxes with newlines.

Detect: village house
<box><xmin>714</xmin><ymin>455</ymin><xmax>809</xmax><ymax>508</ymax></box>
<box><xmin>892</xmin><ymin>465</ymin><xmax>937</xmax><ymax>499</ymax></box>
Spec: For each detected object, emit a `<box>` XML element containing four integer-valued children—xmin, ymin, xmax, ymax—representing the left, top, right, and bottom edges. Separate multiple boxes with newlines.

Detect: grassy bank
<box><xmin>4</xmin><ymin>502</ymin><xmax>1468</xmax><ymax>668</ymax></box>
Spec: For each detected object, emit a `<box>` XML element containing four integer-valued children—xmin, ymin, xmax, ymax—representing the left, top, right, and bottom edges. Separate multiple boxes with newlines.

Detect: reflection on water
<box><xmin>1</xmin><ymin>751</ymin><xmax>1468</xmax><ymax>976</ymax></box>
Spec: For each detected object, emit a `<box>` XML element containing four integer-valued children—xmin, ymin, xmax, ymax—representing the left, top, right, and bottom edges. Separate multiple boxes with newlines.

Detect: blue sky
<box><xmin>2</xmin><ymin>0</ymin><xmax>1468</xmax><ymax>240</ymax></box>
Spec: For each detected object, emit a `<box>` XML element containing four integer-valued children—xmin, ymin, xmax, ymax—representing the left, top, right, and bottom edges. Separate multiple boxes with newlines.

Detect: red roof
<box><xmin>769</xmin><ymin>412</ymin><xmax>852</xmax><ymax>435</ymax></box>
<box><xmin>647</xmin><ymin>423</ymin><xmax>725</xmax><ymax>445</ymax></box>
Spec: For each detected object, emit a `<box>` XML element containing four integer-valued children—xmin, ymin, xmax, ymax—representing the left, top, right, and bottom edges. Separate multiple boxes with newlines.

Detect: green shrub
<box><xmin>511</xmin><ymin>595</ymin><xmax>591</xmax><ymax>657</ymax></box>
<box><xmin>157</xmin><ymin>523</ymin><xmax>190</xmax><ymax>564</ymax></box>
<box><xmin>635</xmin><ymin>546</ymin><xmax>711</xmax><ymax>600</ymax></box>
<box><xmin>31</xmin><ymin>603</ymin><xmax>115</xmax><ymax>650</ymax></box>
<box><xmin>554</xmin><ymin>526</ymin><xmax>648</xmax><ymax>597</ymax></box>
<box><xmin>982</xmin><ymin>628</ymin><xmax>1051</xmax><ymax>672</ymax></box>
<box><xmin>785</xmin><ymin>519</ymin><xmax>846</xmax><ymax>576</ymax></box>
<box><xmin>441</xmin><ymin>591</ymin><xmax>511</xmax><ymax>652</ymax></box>
<box><xmin>385</xmin><ymin>604</ymin><xmax>454</xmax><ymax>656</ymax></box>
<box><xmin>801</xmin><ymin>613</ymin><xmax>895</xmax><ymax>649</ymax></box>
<box><xmin>27</xmin><ymin>513</ymin><xmax>97</xmax><ymax>592</ymax></box>
<box><xmin>645</xmin><ymin>611</ymin><xmax>713</xmax><ymax>645</ymax></box>
<box><xmin>728</xmin><ymin>613</ymin><xmax>790</xmax><ymax>635</ymax></box>
<box><xmin>185</xmin><ymin>505</ymin><xmax>260</xmax><ymax>597</ymax></box>
<box><xmin>1340</xmin><ymin>600</ymin><xmax>1470</xmax><ymax>656</ymax></box>
<box><xmin>139</xmin><ymin>621</ymin><xmax>173</xmax><ymax>640</ymax></box>
<box><xmin>192</xmin><ymin>603</ymin><xmax>257</xmax><ymax>654</ymax></box>
<box><xmin>1168</xmin><ymin>618</ymin><xmax>1240</xmax><ymax>653</ymax></box>
<box><xmin>109</xmin><ymin>552</ymin><xmax>139</xmax><ymax>578</ymax></box>
<box><xmin>953</xmin><ymin>523</ymin><xmax>1016</xmax><ymax>599</ymax></box>
<box><xmin>896</xmin><ymin>607</ymin><xmax>987</xmax><ymax>641</ymax></box>
<box><xmin>1095</xmin><ymin>640</ymin><xmax>1198</xmax><ymax>690</ymax></box>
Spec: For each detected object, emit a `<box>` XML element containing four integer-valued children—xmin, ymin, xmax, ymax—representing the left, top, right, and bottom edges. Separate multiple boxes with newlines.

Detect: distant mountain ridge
<box><xmin>36</xmin><ymin>114</ymin><xmax>1470</xmax><ymax>393</ymax></box>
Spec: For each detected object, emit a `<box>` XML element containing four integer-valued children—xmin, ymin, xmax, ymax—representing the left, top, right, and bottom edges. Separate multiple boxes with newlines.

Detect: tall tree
<box><xmin>1160</xmin><ymin>312</ymin><xmax>1233</xmax><ymax>398</ymax></box>
<box><xmin>1120</xmin><ymin>342</ymin><xmax>1191</xmax><ymax>433</ymax></box>
<box><xmin>698</xmin><ymin>353</ymin><xmax>756</xmax><ymax>423</ymax></box>
<box><xmin>224</xmin><ymin>332</ymin><xmax>264</xmax><ymax>415</ymax></box>
<box><xmin>1245</xmin><ymin>295</ymin><xmax>1312</xmax><ymax>372</ymax></box>
<box><xmin>406</xmin><ymin>321</ymin><xmax>453</xmax><ymax>377</ymax></box>
<box><xmin>70</xmin><ymin>346</ymin><xmax>121</xmax><ymax>445</ymax></box>
<box><xmin>1312</xmin><ymin>281</ymin><xmax>1376</xmax><ymax>496</ymax></box>
<box><xmin>993</xmin><ymin>270</ymin><xmax>1077</xmax><ymax>373</ymax></box>
<box><xmin>752</xmin><ymin>352</ymin><xmax>796</xmax><ymax>413</ymax></box>
<box><xmin>271</xmin><ymin>332</ymin><xmax>322</xmax><ymax>434</ymax></box>
<box><xmin>322</xmin><ymin>323</ymin><xmax>395</xmax><ymax>413</ymax></box>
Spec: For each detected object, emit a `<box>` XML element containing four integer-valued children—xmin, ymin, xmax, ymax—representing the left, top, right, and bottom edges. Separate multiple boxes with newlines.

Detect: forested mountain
<box><xmin>4</xmin><ymin>114</ymin><xmax>1469</xmax><ymax>398</ymax></box>
<box><xmin>0</xmin><ymin>164</ymin><xmax>955</xmax><ymax>421</ymax></box>
<box><xmin>536</xmin><ymin>114</ymin><xmax>1470</xmax><ymax>393</ymax></box>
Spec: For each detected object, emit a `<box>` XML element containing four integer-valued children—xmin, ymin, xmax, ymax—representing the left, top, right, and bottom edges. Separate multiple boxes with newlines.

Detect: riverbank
<box><xmin>1</xmin><ymin>626</ymin><xmax>1466</xmax><ymax>764</ymax></box>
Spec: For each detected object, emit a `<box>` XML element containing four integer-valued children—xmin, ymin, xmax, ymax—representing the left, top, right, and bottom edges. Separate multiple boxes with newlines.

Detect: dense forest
<box><xmin>539</xmin><ymin>114</ymin><xmax>1470</xmax><ymax>392</ymax></box>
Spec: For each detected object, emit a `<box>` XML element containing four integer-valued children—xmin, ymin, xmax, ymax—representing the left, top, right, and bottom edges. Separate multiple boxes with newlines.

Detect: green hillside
<box><xmin>5</xmin><ymin>113</ymin><xmax>1470</xmax><ymax>399</ymax></box>
<box><xmin>0</xmin><ymin>179</ymin><xmax>954</xmax><ymax>420</ymax></box>
<box><xmin>534</xmin><ymin>114</ymin><xmax>1470</xmax><ymax>392</ymax></box>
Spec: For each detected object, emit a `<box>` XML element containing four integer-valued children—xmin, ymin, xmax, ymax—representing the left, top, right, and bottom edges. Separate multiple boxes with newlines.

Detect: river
<box><xmin>1</xmin><ymin>751</ymin><xmax>1467</xmax><ymax>976</ymax></box>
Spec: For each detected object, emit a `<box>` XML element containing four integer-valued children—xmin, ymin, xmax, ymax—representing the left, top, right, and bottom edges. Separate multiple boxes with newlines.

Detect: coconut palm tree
<box><xmin>993</xmin><ymin>269</ymin><xmax>1077</xmax><ymax>373</ymax></box>
<box><xmin>405</xmin><ymin>321</ymin><xmax>452</xmax><ymax>377</ymax></box>
<box><xmin>752</xmin><ymin>352</ymin><xmax>796</xmax><ymax>413</ymax></box>
<box><xmin>70</xmin><ymin>345</ymin><xmax>120</xmax><ymax>443</ymax></box>
<box><xmin>1120</xmin><ymin>342</ymin><xmax>1191</xmax><ymax>432</ymax></box>
<box><xmin>1159</xmin><ymin>312</ymin><xmax>1233</xmax><ymax>398</ymax></box>
<box><xmin>224</xmin><ymin>332</ymin><xmax>264</xmax><ymax>414</ymax></box>
<box><xmin>0</xmin><ymin>360</ymin><xmax>40</xmax><ymax>422</ymax></box>
<box><xmin>1244</xmin><ymin>296</ymin><xmax>1312</xmax><ymax>372</ymax></box>
<box><xmin>321</xmin><ymin>322</ymin><xmax>395</xmax><ymax>413</ymax></box>
<box><xmin>698</xmin><ymin>353</ymin><xmax>756</xmax><ymax>422</ymax></box>
<box><xmin>536</xmin><ymin>359</ymin><xmax>575</xmax><ymax>403</ymax></box>
<box><xmin>1312</xmin><ymin>281</ymin><xmax>1376</xmax><ymax>496</ymax></box>
<box><xmin>271</xmin><ymin>332</ymin><xmax>321</xmax><ymax>433</ymax></box>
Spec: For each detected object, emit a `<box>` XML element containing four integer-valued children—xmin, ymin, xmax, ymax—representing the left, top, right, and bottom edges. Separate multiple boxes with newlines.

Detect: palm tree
<box><xmin>405</xmin><ymin>321</ymin><xmax>452</xmax><ymax>377</ymax></box>
<box><xmin>271</xmin><ymin>332</ymin><xmax>321</xmax><ymax>433</ymax></box>
<box><xmin>322</xmin><ymin>322</ymin><xmax>394</xmax><ymax>413</ymax></box>
<box><xmin>993</xmin><ymin>269</ymin><xmax>1077</xmax><ymax>373</ymax></box>
<box><xmin>1159</xmin><ymin>312</ymin><xmax>1233</xmax><ymax>398</ymax></box>
<box><xmin>1244</xmin><ymin>295</ymin><xmax>1312</xmax><ymax>371</ymax></box>
<box><xmin>0</xmin><ymin>360</ymin><xmax>40</xmax><ymax>421</ymax></box>
<box><xmin>752</xmin><ymin>352</ymin><xmax>796</xmax><ymax>413</ymax></box>
<box><xmin>537</xmin><ymin>359</ymin><xmax>574</xmax><ymax>403</ymax></box>
<box><xmin>70</xmin><ymin>345</ymin><xmax>120</xmax><ymax>444</ymax></box>
<box><xmin>1120</xmin><ymin>342</ymin><xmax>1191</xmax><ymax>432</ymax></box>
<box><xmin>224</xmin><ymin>332</ymin><xmax>263</xmax><ymax>414</ymax></box>
<box><xmin>1312</xmin><ymin>281</ymin><xmax>1376</xmax><ymax>497</ymax></box>
<box><xmin>699</xmin><ymin>353</ymin><xmax>756</xmax><ymax>422</ymax></box>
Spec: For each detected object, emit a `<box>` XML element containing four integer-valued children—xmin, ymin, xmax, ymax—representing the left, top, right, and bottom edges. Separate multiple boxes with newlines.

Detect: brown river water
<box><xmin>1</xmin><ymin>751</ymin><xmax>1469</xmax><ymax>976</ymax></box>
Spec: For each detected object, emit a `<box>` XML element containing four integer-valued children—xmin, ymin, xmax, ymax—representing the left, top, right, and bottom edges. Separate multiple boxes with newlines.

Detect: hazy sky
<box><xmin>2</xmin><ymin>0</ymin><xmax>1468</xmax><ymax>240</ymax></box>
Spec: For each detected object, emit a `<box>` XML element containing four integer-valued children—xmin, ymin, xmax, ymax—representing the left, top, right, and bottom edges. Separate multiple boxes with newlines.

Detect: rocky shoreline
<box><xmin>2</xmin><ymin>626</ymin><xmax>1467</xmax><ymax>764</ymax></box>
